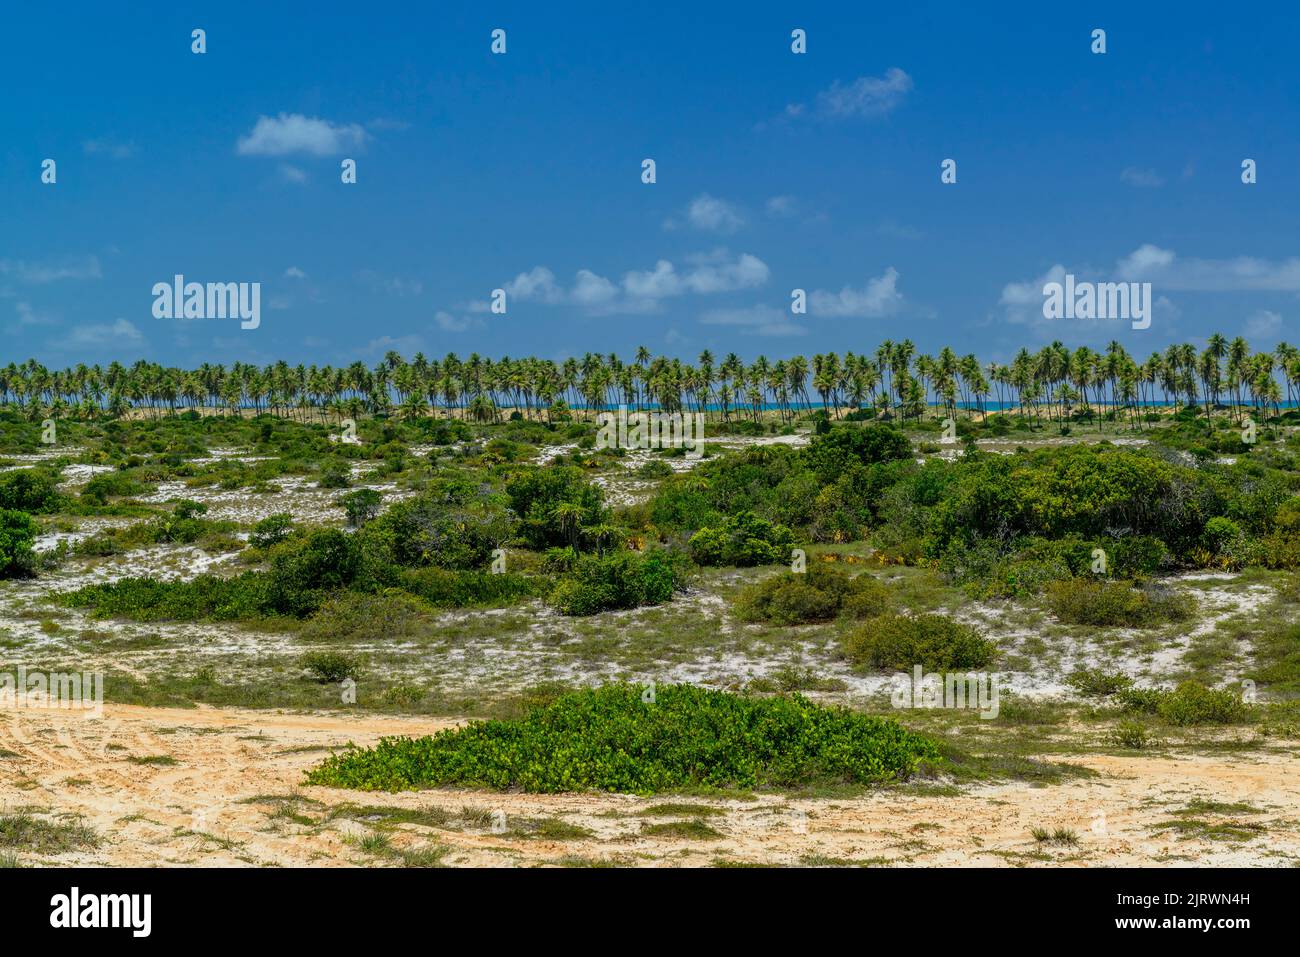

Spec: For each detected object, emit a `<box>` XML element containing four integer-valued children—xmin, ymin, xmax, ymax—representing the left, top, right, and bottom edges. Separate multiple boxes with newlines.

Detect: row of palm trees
<box><xmin>1</xmin><ymin>337</ymin><xmax>1296</xmax><ymax>429</ymax></box>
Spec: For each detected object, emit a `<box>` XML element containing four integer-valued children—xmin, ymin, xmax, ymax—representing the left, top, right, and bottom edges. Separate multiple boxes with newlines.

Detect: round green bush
<box><xmin>842</xmin><ymin>613</ymin><xmax>996</xmax><ymax>671</ymax></box>
<box><xmin>734</xmin><ymin>565</ymin><xmax>890</xmax><ymax>625</ymax></box>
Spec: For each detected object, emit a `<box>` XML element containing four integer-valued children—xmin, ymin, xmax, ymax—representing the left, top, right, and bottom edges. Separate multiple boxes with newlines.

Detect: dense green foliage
<box><xmin>688</xmin><ymin>510</ymin><xmax>795</xmax><ymax>567</ymax></box>
<box><xmin>0</xmin><ymin>509</ymin><xmax>38</xmax><ymax>578</ymax></box>
<box><xmin>734</xmin><ymin>565</ymin><xmax>891</xmax><ymax>625</ymax></box>
<box><xmin>365</xmin><ymin>478</ymin><xmax>513</xmax><ymax>569</ymax></box>
<box><xmin>1044</xmin><ymin>578</ymin><xmax>1195</xmax><ymax>627</ymax></box>
<box><xmin>843</xmin><ymin>613</ymin><xmax>997</xmax><ymax>670</ymax></box>
<box><xmin>304</xmin><ymin>684</ymin><xmax>941</xmax><ymax>793</ymax></box>
<box><xmin>0</xmin><ymin>469</ymin><xmax>61</xmax><ymax>513</ymax></box>
<box><xmin>548</xmin><ymin>549</ymin><xmax>689</xmax><ymax>615</ymax></box>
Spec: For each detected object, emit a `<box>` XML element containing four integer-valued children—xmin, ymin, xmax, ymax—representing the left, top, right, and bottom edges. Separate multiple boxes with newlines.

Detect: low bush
<box><xmin>301</xmin><ymin>651</ymin><xmax>360</xmax><ymax>683</ymax></box>
<box><xmin>59</xmin><ymin>572</ymin><xmax>272</xmax><ymax>621</ymax></box>
<box><xmin>304</xmin><ymin>683</ymin><xmax>941</xmax><ymax>793</ymax></box>
<box><xmin>547</xmin><ymin>549</ymin><xmax>688</xmax><ymax>616</ymax></box>
<box><xmin>1045</xmin><ymin>578</ymin><xmax>1194</xmax><ymax>627</ymax></box>
<box><xmin>300</xmin><ymin>590</ymin><xmax>432</xmax><ymax>643</ymax></box>
<box><xmin>1157</xmin><ymin>681</ymin><xmax>1248</xmax><ymax>726</ymax></box>
<box><xmin>317</xmin><ymin>460</ymin><xmax>351</xmax><ymax>489</ymax></box>
<box><xmin>1065</xmin><ymin>667</ymin><xmax>1134</xmax><ymax>699</ymax></box>
<box><xmin>338</xmin><ymin>488</ymin><xmax>383</xmax><ymax>527</ymax></box>
<box><xmin>80</xmin><ymin>471</ymin><xmax>143</xmax><ymax>505</ymax></box>
<box><xmin>1109</xmin><ymin>720</ymin><xmax>1150</xmax><ymax>749</ymax></box>
<box><xmin>1117</xmin><ymin>681</ymin><xmax>1249</xmax><ymax>725</ymax></box>
<box><xmin>399</xmin><ymin>566</ymin><xmax>545</xmax><ymax>608</ymax></box>
<box><xmin>842</xmin><ymin>613</ymin><xmax>996</xmax><ymax>671</ymax></box>
<box><xmin>734</xmin><ymin>565</ymin><xmax>890</xmax><ymax>625</ymax></box>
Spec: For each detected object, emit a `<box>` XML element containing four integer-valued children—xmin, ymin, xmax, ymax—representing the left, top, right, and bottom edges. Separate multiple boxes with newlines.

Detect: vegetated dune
<box><xmin>3</xmin><ymin>702</ymin><xmax>1297</xmax><ymax>868</ymax></box>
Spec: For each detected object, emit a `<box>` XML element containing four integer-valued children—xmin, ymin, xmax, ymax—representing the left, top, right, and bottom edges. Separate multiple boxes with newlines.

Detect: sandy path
<box><xmin>2</xmin><ymin>703</ymin><xmax>1297</xmax><ymax>867</ymax></box>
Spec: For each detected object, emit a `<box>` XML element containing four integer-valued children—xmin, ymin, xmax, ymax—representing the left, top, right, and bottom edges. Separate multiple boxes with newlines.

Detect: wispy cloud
<box><xmin>236</xmin><ymin>113</ymin><xmax>368</xmax><ymax>157</ymax></box>
<box><xmin>0</xmin><ymin>256</ymin><xmax>102</xmax><ymax>284</ymax></box>
<box><xmin>65</xmin><ymin>318</ymin><xmax>141</xmax><ymax>346</ymax></box>
<box><xmin>82</xmin><ymin>138</ymin><xmax>137</xmax><ymax>159</ymax></box>
<box><xmin>780</xmin><ymin>68</ymin><xmax>913</xmax><ymax>123</ymax></box>
<box><xmin>1120</xmin><ymin>167</ymin><xmax>1164</xmax><ymax>188</ymax></box>
<box><xmin>699</xmin><ymin>304</ymin><xmax>805</xmax><ymax>337</ymax></box>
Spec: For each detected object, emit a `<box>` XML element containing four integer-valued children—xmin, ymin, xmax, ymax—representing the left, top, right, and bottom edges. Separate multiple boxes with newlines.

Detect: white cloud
<box><xmin>490</xmin><ymin>252</ymin><xmax>769</xmax><ymax>317</ymax></box>
<box><xmin>1116</xmin><ymin>244</ymin><xmax>1300</xmax><ymax>291</ymax></box>
<box><xmin>284</xmin><ymin>266</ymin><xmax>307</xmax><ymax>279</ymax></box>
<box><xmin>362</xmin><ymin>334</ymin><xmax>427</xmax><ymax>356</ymax></box>
<box><xmin>682</xmin><ymin>252</ymin><xmax>769</xmax><ymax>293</ymax></box>
<box><xmin>685</xmin><ymin>194</ymin><xmax>745</xmax><ymax>233</ymax></box>
<box><xmin>699</xmin><ymin>304</ymin><xmax>804</xmax><ymax>337</ymax></box>
<box><xmin>623</xmin><ymin>260</ymin><xmax>681</xmax><ymax>299</ymax></box>
<box><xmin>434</xmin><ymin>311</ymin><xmax>473</xmax><ymax>333</ymax></box>
<box><xmin>1116</xmin><ymin>244</ymin><xmax>1176</xmax><ymax>277</ymax></box>
<box><xmin>1245</xmin><ymin>309</ymin><xmax>1282</xmax><ymax>338</ymax></box>
<box><xmin>67</xmin><ymin>318</ymin><xmax>140</xmax><ymax>346</ymax></box>
<box><xmin>236</xmin><ymin>113</ymin><xmax>368</xmax><ymax>157</ymax></box>
<box><xmin>809</xmin><ymin>267</ymin><xmax>902</xmax><ymax>318</ymax></box>
<box><xmin>83</xmin><ymin>138</ymin><xmax>136</xmax><ymax>159</ymax></box>
<box><xmin>0</xmin><ymin>257</ymin><xmax>102</xmax><ymax>283</ymax></box>
<box><xmin>812</xmin><ymin>69</ymin><xmax>913</xmax><ymax>119</ymax></box>
<box><xmin>13</xmin><ymin>302</ymin><xmax>56</xmax><ymax>328</ymax></box>
<box><xmin>357</xmin><ymin>270</ymin><xmax>423</xmax><ymax>297</ymax></box>
<box><xmin>765</xmin><ymin>195</ymin><xmax>797</xmax><ymax>217</ymax></box>
<box><xmin>503</xmin><ymin>266</ymin><xmax>563</xmax><ymax>303</ymax></box>
<box><xmin>571</xmin><ymin>269</ymin><xmax>619</xmax><ymax>306</ymax></box>
<box><xmin>279</xmin><ymin>164</ymin><xmax>308</xmax><ymax>184</ymax></box>
<box><xmin>1120</xmin><ymin>167</ymin><xmax>1164</xmax><ymax>188</ymax></box>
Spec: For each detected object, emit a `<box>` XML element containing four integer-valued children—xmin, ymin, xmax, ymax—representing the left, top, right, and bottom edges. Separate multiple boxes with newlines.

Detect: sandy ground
<box><xmin>3</xmin><ymin>702</ymin><xmax>1297</xmax><ymax>868</ymax></box>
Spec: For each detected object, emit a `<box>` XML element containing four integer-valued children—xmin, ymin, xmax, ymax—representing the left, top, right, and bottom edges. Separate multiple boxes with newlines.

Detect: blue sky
<box><xmin>3</xmin><ymin>1</ymin><xmax>1298</xmax><ymax>369</ymax></box>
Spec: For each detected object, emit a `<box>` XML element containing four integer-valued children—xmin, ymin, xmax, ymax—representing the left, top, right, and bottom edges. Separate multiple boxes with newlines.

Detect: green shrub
<box><xmin>80</xmin><ymin>471</ymin><xmax>143</xmax><ymax>505</ymax></box>
<box><xmin>300</xmin><ymin>590</ymin><xmax>431</xmax><ymax>643</ymax></box>
<box><xmin>339</xmin><ymin>488</ymin><xmax>383</xmax><ymax>527</ymax></box>
<box><xmin>688</xmin><ymin>511</ymin><xmax>795</xmax><ymax>567</ymax></box>
<box><xmin>317</xmin><ymin>460</ymin><xmax>351</xmax><ymax>489</ymax></box>
<box><xmin>266</xmin><ymin>529</ymin><xmax>362</xmax><ymax>617</ymax></box>
<box><xmin>842</xmin><ymin>613</ymin><xmax>996</xmax><ymax>671</ymax></box>
<box><xmin>548</xmin><ymin>549</ymin><xmax>688</xmax><ymax>616</ymax></box>
<box><xmin>58</xmin><ymin>572</ymin><xmax>272</xmax><ymax>621</ymax></box>
<box><xmin>365</xmin><ymin>479</ymin><xmax>514</xmax><ymax>570</ymax></box>
<box><xmin>0</xmin><ymin>509</ymin><xmax>38</xmax><ymax>578</ymax></box>
<box><xmin>0</xmin><ymin>469</ymin><xmax>60</xmax><ymax>513</ymax></box>
<box><xmin>504</xmin><ymin>466</ymin><xmax>605</xmax><ymax>550</ymax></box>
<box><xmin>1202</xmin><ymin>516</ymin><xmax>1244</xmax><ymax>554</ymax></box>
<box><xmin>1065</xmin><ymin>667</ymin><xmax>1134</xmax><ymax>699</ymax></box>
<box><xmin>249</xmin><ymin>513</ymin><xmax>293</xmax><ymax>549</ymax></box>
<box><xmin>399</xmin><ymin>566</ymin><xmax>545</xmax><ymax>608</ymax></box>
<box><xmin>1157</xmin><ymin>681</ymin><xmax>1248</xmax><ymax>726</ymax></box>
<box><xmin>734</xmin><ymin>565</ymin><xmax>890</xmax><ymax>625</ymax></box>
<box><xmin>1116</xmin><ymin>687</ymin><xmax>1165</xmax><ymax>715</ymax></box>
<box><xmin>1110</xmin><ymin>720</ymin><xmax>1150</xmax><ymax>749</ymax></box>
<box><xmin>1045</xmin><ymin>578</ymin><xmax>1194</xmax><ymax>627</ymax></box>
<box><xmin>304</xmin><ymin>684</ymin><xmax>941</xmax><ymax>793</ymax></box>
<box><xmin>803</xmin><ymin>424</ymin><xmax>912</xmax><ymax>482</ymax></box>
<box><xmin>301</xmin><ymin>651</ymin><xmax>360</xmax><ymax>683</ymax></box>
